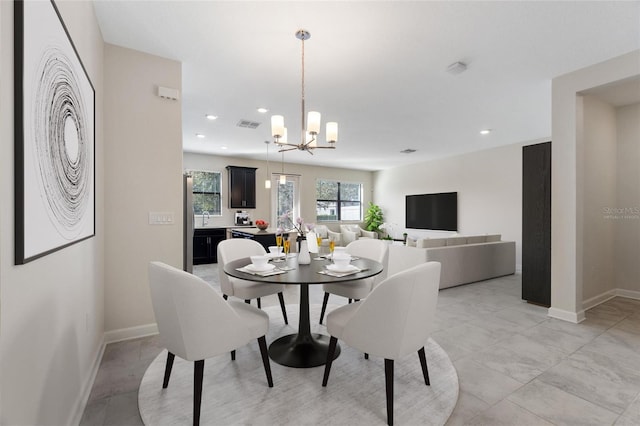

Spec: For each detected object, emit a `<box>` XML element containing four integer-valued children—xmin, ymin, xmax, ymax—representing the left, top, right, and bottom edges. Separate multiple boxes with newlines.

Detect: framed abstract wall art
<box><xmin>14</xmin><ymin>0</ymin><xmax>95</xmax><ymax>264</ymax></box>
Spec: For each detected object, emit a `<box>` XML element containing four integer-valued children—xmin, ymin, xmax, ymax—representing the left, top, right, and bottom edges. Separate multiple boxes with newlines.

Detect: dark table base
<box><xmin>268</xmin><ymin>333</ymin><xmax>341</xmax><ymax>368</ymax></box>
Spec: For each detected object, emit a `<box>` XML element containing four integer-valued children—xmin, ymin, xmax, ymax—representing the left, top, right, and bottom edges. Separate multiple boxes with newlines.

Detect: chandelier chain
<box><xmin>301</xmin><ymin>34</ymin><xmax>306</xmax><ymax>146</ymax></box>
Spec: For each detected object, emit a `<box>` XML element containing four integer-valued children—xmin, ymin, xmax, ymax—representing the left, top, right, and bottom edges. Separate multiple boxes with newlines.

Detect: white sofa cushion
<box><xmin>466</xmin><ymin>235</ymin><xmax>487</xmax><ymax>244</ymax></box>
<box><xmin>446</xmin><ymin>236</ymin><xmax>467</xmax><ymax>246</ymax></box>
<box><xmin>340</xmin><ymin>224</ymin><xmax>362</xmax><ymax>236</ymax></box>
<box><xmin>360</xmin><ymin>229</ymin><xmax>378</xmax><ymax>239</ymax></box>
<box><xmin>417</xmin><ymin>238</ymin><xmax>447</xmax><ymax>248</ymax></box>
<box><xmin>407</xmin><ymin>237</ymin><xmax>417</xmax><ymax>247</ymax></box>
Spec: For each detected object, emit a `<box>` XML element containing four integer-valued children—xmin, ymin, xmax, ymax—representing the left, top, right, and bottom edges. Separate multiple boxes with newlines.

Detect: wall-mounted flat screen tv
<box><xmin>406</xmin><ymin>192</ymin><xmax>458</xmax><ymax>231</ymax></box>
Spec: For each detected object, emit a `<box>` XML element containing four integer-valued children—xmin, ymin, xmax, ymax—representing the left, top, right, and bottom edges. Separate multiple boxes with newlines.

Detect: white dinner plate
<box><xmin>245</xmin><ymin>263</ymin><xmax>276</xmax><ymax>273</ymax></box>
<box><xmin>326</xmin><ymin>264</ymin><xmax>359</xmax><ymax>273</ymax></box>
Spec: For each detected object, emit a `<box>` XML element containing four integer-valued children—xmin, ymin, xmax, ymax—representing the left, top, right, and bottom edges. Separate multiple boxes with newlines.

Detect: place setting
<box><xmin>318</xmin><ymin>251</ymin><xmax>367</xmax><ymax>277</ymax></box>
<box><xmin>235</xmin><ymin>255</ymin><xmax>289</xmax><ymax>277</ymax></box>
<box><xmin>265</xmin><ymin>245</ymin><xmax>286</xmax><ymax>260</ymax></box>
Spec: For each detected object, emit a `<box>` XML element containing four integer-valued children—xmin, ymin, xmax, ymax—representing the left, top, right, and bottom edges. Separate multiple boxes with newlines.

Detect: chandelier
<box><xmin>271</xmin><ymin>29</ymin><xmax>338</xmax><ymax>154</ymax></box>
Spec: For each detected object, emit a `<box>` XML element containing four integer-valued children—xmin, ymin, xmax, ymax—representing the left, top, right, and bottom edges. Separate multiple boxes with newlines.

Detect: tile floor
<box><xmin>80</xmin><ymin>265</ymin><xmax>640</xmax><ymax>425</ymax></box>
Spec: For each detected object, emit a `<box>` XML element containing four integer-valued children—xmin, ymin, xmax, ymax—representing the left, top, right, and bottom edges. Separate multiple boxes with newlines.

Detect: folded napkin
<box><xmin>317</xmin><ymin>255</ymin><xmax>360</xmax><ymax>261</ymax></box>
<box><xmin>236</xmin><ymin>267</ymin><xmax>287</xmax><ymax>277</ymax></box>
<box><xmin>317</xmin><ymin>267</ymin><xmax>365</xmax><ymax>278</ymax></box>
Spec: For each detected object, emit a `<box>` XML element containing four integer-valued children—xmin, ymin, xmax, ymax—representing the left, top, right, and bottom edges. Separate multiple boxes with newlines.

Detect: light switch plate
<box><xmin>149</xmin><ymin>212</ymin><xmax>175</xmax><ymax>225</ymax></box>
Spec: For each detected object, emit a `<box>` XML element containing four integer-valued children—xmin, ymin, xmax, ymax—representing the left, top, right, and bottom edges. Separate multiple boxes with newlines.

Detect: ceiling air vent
<box><xmin>400</xmin><ymin>149</ymin><xmax>417</xmax><ymax>154</ymax></box>
<box><xmin>236</xmin><ymin>119</ymin><xmax>261</xmax><ymax>129</ymax></box>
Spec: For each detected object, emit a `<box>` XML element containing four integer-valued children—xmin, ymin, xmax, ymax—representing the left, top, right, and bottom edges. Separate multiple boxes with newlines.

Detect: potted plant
<box><xmin>364</xmin><ymin>202</ymin><xmax>384</xmax><ymax>236</ymax></box>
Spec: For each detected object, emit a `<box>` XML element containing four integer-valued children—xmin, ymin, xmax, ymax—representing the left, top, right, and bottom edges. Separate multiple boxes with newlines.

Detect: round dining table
<box><xmin>223</xmin><ymin>255</ymin><xmax>383</xmax><ymax>368</ymax></box>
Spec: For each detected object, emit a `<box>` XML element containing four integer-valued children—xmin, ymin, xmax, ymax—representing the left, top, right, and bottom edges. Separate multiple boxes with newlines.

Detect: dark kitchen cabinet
<box><xmin>227</xmin><ymin>166</ymin><xmax>257</xmax><ymax>209</ymax></box>
<box><xmin>522</xmin><ymin>141</ymin><xmax>551</xmax><ymax>307</ymax></box>
<box><xmin>230</xmin><ymin>229</ymin><xmax>276</xmax><ymax>251</ymax></box>
<box><xmin>193</xmin><ymin>228</ymin><xmax>226</xmax><ymax>264</ymax></box>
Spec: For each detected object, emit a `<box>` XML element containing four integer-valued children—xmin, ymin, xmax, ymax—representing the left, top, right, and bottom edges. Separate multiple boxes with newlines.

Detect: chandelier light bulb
<box><xmin>271</xmin><ymin>115</ymin><xmax>284</xmax><ymax>138</ymax></box>
<box><xmin>326</xmin><ymin>122</ymin><xmax>338</xmax><ymax>144</ymax></box>
<box><xmin>307</xmin><ymin>111</ymin><xmax>321</xmax><ymax>135</ymax></box>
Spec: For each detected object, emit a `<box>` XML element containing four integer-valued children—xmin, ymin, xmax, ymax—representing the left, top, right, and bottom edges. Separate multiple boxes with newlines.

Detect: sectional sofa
<box><xmin>387</xmin><ymin>234</ymin><xmax>516</xmax><ymax>289</ymax></box>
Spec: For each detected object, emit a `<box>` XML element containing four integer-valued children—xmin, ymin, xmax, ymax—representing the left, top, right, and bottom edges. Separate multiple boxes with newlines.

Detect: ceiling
<box><xmin>93</xmin><ymin>1</ymin><xmax>640</xmax><ymax>171</ymax></box>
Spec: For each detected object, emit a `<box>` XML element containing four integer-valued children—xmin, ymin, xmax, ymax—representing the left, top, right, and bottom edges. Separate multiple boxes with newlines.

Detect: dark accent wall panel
<box><xmin>522</xmin><ymin>141</ymin><xmax>551</xmax><ymax>306</ymax></box>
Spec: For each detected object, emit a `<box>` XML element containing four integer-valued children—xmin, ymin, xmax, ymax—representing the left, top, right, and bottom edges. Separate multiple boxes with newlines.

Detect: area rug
<box><xmin>138</xmin><ymin>304</ymin><xmax>459</xmax><ymax>425</ymax></box>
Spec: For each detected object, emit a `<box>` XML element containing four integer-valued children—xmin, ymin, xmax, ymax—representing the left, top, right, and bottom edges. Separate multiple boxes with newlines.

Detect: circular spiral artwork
<box><xmin>33</xmin><ymin>46</ymin><xmax>91</xmax><ymax>240</ymax></box>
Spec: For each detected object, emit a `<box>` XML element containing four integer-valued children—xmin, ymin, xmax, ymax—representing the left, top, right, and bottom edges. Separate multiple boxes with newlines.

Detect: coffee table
<box><xmin>224</xmin><ymin>256</ymin><xmax>383</xmax><ymax>368</ymax></box>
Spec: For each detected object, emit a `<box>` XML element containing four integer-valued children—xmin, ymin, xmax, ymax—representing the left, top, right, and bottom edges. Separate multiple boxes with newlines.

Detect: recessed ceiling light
<box><xmin>257</xmin><ymin>107</ymin><xmax>269</xmax><ymax>113</ymax></box>
<box><xmin>205</xmin><ymin>114</ymin><xmax>218</xmax><ymax>120</ymax></box>
<box><xmin>196</xmin><ymin>133</ymin><xmax>205</xmax><ymax>138</ymax></box>
<box><xmin>480</xmin><ymin>129</ymin><xmax>492</xmax><ymax>135</ymax></box>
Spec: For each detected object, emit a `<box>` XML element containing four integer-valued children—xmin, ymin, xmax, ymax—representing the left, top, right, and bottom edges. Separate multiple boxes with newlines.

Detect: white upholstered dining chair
<box><xmin>321</xmin><ymin>262</ymin><xmax>441</xmax><ymax>426</ymax></box>
<box><xmin>148</xmin><ymin>261</ymin><xmax>274</xmax><ymax>426</ymax></box>
<box><xmin>217</xmin><ymin>238</ymin><xmax>288</xmax><ymax>324</ymax></box>
<box><xmin>319</xmin><ymin>238</ymin><xmax>389</xmax><ymax>324</ymax></box>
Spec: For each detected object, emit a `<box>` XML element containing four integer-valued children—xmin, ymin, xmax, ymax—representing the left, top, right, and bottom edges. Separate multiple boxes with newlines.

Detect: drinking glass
<box><xmin>276</xmin><ymin>234</ymin><xmax>283</xmax><ymax>250</ymax></box>
<box><xmin>329</xmin><ymin>239</ymin><xmax>335</xmax><ymax>258</ymax></box>
<box><xmin>283</xmin><ymin>239</ymin><xmax>290</xmax><ymax>256</ymax></box>
<box><xmin>316</xmin><ymin>236</ymin><xmax>323</xmax><ymax>254</ymax></box>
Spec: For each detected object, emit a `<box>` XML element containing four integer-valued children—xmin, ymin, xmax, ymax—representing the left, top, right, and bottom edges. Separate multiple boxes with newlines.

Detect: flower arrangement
<box><xmin>278</xmin><ymin>211</ymin><xmax>315</xmax><ymax>239</ymax></box>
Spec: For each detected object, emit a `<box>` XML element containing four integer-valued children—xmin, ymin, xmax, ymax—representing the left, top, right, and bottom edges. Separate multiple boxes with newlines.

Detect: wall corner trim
<box><xmin>104</xmin><ymin>323</ymin><xmax>159</xmax><ymax>344</ymax></box>
<box><xmin>547</xmin><ymin>307</ymin><xmax>585</xmax><ymax>323</ymax></box>
<box><xmin>69</xmin><ymin>337</ymin><xmax>106</xmax><ymax>426</ymax></box>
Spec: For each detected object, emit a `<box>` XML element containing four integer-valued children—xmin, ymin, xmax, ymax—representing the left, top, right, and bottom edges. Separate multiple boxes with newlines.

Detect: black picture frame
<box><xmin>14</xmin><ymin>0</ymin><xmax>96</xmax><ymax>264</ymax></box>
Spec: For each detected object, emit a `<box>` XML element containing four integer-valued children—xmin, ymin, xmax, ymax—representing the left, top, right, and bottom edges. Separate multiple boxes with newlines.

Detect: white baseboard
<box><xmin>616</xmin><ymin>288</ymin><xmax>640</xmax><ymax>300</ymax></box>
<box><xmin>104</xmin><ymin>323</ymin><xmax>159</xmax><ymax>344</ymax></box>
<box><xmin>582</xmin><ymin>289</ymin><xmax>617</xmax><ymax>311</ymax></box>
<box><xmin>70</xmin><ymin>324</ymin><xmax>160</xmax><ymax>423</ymax></box>
<box><xmin>552</xmin><ymin>288</ymin><xmax>640</xmax><ymax>324</ymax></box>
<box><xmin>547</xmin><ymin>307</ymin><xmax>585</xmax><ymax>323</ymax></box>
<box><xmin>69</xmin><ymin>337</ymin><xmax>106</xmax><ymax>426</ymax></box>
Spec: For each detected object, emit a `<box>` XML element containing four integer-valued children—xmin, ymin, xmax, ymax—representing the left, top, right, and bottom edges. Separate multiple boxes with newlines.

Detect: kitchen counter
<box><xmin>194</xmin><ymin>224</ymin><xmax>254</xmax><ymax>230</ymax></box>
<box><xmin>228</xmin><ymin>228</ymin><xmax>294</xmax><ymax>250</ymax></box>
<box><xmin>228</xmin><ymin>227</ymin><xmax>289</xmax><ymax>236</ymax></box>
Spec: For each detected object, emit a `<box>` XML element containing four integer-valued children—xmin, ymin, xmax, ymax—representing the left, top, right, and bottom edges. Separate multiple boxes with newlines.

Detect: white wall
<box><xmin>372</xmin><ymin>142</ymin><xmax>527</xmax><ymax>267</ymax></box>
<box><xmin>615</xmin><ymin>103</ymin><xmax>640</xmax><ymax>292</ymax></box>
<box><xmin>581</xmin><ymin>96</ymin><xmax>617</xmax><ymax>301</ymax></box>
<box><xmin>104</xmin><ymin>45</ymin><xmax>182</xmax><ymax>337</ymax></box>
<box><xmin>0</xmin><ymin>1</ymin><xmax>105</xmax><ymax>424</ymax></box>
<box><xmin>183</xmin><ymin>152</ymin><xmax>374</xmax><ymax>230</ymax></box>
<box><xmin>551</xmin><ymin>50</ymin><xmax>640</xmax><ymax>322</ymax></box>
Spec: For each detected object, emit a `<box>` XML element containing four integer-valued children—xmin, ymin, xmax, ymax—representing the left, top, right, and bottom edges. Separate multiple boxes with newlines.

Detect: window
<box><xmin>316</xmin><ymin>179</ymin><xmax>362</xmax><ymax>221</ymax></box>
<box><xmin>271</xmin><ymin>174</ymin><xmax>300</xmax><ymax>228</ymax></box>
<box><xmin>191</xmin><ymin>170</ymin><xmax>222</xmax><ymax>216</ymax></box>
